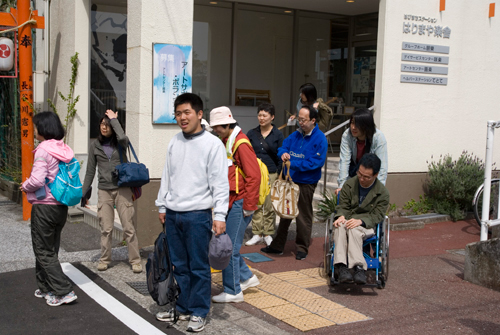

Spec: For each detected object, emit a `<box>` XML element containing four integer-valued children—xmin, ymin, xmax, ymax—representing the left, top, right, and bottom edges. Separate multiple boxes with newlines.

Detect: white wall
<box><xmin>48</xmin><ymin>1</ymin><xmax>90</xmax><ymax>155</ymax></box>
<box><xmin>127</xmin><ymin>0</ymin><xmax>194</xmax><ymax>179</ymax></box>
<box><xmin>377</xmin><ymin>0</ymin><xmax>500</xmax><ymax>173</ymax></box>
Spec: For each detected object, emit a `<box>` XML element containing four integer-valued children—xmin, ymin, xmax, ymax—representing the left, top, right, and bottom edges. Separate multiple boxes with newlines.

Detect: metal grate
<box><xmin>126</xmin><ymin>281</ymin><xmax>150</xmax><ymax>296</ymax></box>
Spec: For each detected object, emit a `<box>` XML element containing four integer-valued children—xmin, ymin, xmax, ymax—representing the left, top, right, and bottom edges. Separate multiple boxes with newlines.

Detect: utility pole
<box><xmin>0</xmin><ymin>0</ymin><xmax>45</xmax><ymax>220</ymax></box>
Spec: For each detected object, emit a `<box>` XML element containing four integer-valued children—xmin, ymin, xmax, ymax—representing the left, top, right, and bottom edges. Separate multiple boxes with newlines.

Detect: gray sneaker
<box><xmin>187</xmin><ymin>316</ymin><xmax>206</xmax><ymax>332</ymax></box>
<box><xmin>156</xmin><ymin>309</ymin><xmax>191</xmax><ymax>322</ymax></box>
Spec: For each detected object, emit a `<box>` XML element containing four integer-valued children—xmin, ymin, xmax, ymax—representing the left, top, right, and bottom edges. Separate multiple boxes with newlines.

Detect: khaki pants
<box><xmin>250</xmin><ymin>172</ymin><xmax>278</xmax><ymax>236</ymax></box>
<box><xmin>333</xmin><ymin>224</ymin><xmax>374</xmax><ymax>270</ymax></box>
<box><xmin>97</xmin><ymin>188</ymin><xmax>140</xmax><ymax>265</ymax></box>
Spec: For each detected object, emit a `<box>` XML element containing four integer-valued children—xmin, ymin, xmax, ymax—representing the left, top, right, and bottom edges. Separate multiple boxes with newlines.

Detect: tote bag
<box><xmin>271</xmin><ymin>161</ymin><xmax>300</xmax><ymax>219</ymax></box>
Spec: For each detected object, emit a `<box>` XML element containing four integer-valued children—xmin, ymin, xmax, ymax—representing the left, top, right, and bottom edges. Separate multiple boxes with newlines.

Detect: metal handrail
<box><xmin>480</xmin><ymin>120</ymin><xmax>500</xmax><ymax>241</ymax></box>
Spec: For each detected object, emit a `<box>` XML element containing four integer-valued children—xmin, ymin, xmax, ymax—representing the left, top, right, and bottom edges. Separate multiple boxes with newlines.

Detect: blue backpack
<box><xmin>48</xmin><ymin>158</ymin><xmax>83</xmax><ymax>206</ymax></box>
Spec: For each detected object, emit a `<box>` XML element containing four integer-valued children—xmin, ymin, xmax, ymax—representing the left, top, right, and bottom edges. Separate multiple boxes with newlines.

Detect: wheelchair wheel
<box><xmin>324</xmin><ymin>214</ymin><xmax>335</xmax><ymax>276</ymax></box>
<box><xmin>473</xmin><ymin>179</ymin><xmax>499</xmax><ymax>230</ymax></box>
<box><xmin>379</xmin><ymin>217</ymin><xmax>390</xmax><ymax>287</ymax></box>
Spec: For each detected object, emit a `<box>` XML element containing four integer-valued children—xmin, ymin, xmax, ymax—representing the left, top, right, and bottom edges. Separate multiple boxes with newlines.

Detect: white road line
<box><xmin>61</xmin><ymin>263</ymin><xmax>166</xmax><ymax>335</ymax></box>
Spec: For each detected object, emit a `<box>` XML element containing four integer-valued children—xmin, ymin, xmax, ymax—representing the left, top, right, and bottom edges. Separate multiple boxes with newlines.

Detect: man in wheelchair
<box><xmin>333</xmin><ymin>153</ymin><xmax>389</xmax><ymax>284</ymax></box>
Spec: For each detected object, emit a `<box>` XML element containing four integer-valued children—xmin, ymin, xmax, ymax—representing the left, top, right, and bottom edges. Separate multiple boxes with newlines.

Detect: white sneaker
<box><xmin>245</xmin><ymin>235</ymin><xmax>263</xmax><ymax>246</ymax></box>
<box><xmin>240</xmin><ymin>275</ymin><xmax>260</xmax><ymax>292</ymax></box>
<box><xmin>212</xmin><ymin>291</ymin><xmax>244</xmax><ymax>303</ymax></box>
<box><xmin>263</xmin><ymin>235</ymin><xmax>273</xmax><ymax>246</ymax></box>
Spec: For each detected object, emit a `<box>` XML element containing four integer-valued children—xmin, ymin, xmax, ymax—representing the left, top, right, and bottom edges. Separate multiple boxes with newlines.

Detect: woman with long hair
<box><xmin>82</xmin><ymin>109</ymin><xmax>142</xmax><ymax>273</ymax></box>
<box><xmin>20</xmin><ymin>111</ymin><xmax>78</xmax><ymax>306</ymax></box>
<box><xmin>336</xmin><ymin>108</ymin><xmax>388</xmax><ymax>195</ymax></box>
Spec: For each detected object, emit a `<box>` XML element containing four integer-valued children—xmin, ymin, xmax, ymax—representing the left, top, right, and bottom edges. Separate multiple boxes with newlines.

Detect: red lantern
<box><xmin>0</xmin><ymin>37</ymin><xmax>14</xmax><ymax>72</ymax></box>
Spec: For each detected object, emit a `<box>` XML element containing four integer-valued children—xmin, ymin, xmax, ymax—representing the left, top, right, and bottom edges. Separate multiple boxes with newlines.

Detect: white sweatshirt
<box><xmin>155</xmin><ymin>130</ymin><xmax>229</xmax><ymax>222</ymax></box>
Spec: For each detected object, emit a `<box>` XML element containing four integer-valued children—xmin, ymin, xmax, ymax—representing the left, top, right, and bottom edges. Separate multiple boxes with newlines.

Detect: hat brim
<box><xmin>209</xmin><ymin>119</ymin><xmax>237</xmax><ymax>127</ymax></box>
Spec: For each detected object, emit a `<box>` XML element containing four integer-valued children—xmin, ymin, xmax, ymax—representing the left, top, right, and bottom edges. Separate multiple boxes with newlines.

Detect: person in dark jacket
<box><xmin>333</xmin><ymin>153</ymin><xmax>389</xmax><ymax>285</ymax></box>
<box><xmin>245</xmin><ymin>103</ymin><xmax>284</xmax><ymax>247</ymax></box>
<box><xmin>261</xmin><ymin>105</ymin><xmax>327</xmax><ymax>260</ymax></box>
<box><xmin>82</xmin><ymin>109</ymin><xmax>142</xmax><ymax>274</ymax></box>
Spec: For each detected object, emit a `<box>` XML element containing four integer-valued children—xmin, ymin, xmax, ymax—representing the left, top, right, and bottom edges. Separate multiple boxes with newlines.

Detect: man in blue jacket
<box><xmin>261</xmin><ymin>105</ymin><xmax>327</xmax><ymax>260</ymax></box>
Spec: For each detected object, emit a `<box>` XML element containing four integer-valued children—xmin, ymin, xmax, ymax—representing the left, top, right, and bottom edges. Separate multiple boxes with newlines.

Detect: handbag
<box><xmin>271</xmin><ymin>161</ymin><xmax>300</xmax><ymax>219</ymax></box>
<box><xmin>113</xmin><ymin>142</ymin><xmax>150</xmax><ymax>188</ymax></box>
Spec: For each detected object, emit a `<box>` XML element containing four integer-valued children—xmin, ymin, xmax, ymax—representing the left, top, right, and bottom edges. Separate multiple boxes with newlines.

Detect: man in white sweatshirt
<box><xmin>155</xmin><ymin>93</ymin><xmax>229</xmax><ymax>332</ymax></box>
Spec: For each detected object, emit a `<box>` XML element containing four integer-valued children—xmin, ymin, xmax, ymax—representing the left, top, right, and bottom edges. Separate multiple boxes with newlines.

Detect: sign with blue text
<box><xmin>152</xmin><ymin>43</ymin><xmax>192</xmax><ymax>124</ymax></box>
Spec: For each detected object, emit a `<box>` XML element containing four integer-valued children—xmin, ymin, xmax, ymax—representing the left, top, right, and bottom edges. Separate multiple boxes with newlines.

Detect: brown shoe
<box><xmin>97</xmin><ymin>262</ymin><xmax>108</xmax><ymax>271</ymax></box>
<box><xmin>132</xmin><ymin>263</ymin><xmax>142</xmax><ymax>273</ymax></box>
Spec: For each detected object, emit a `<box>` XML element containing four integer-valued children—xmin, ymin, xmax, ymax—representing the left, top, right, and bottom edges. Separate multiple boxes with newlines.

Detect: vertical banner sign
<box><xmin>152</xmin><ymin>43</ymin><xmax>192</xmax><ymax>124</ymax></box>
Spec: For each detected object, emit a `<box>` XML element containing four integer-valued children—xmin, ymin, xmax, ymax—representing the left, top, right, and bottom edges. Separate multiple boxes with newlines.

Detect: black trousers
<box><xmin>30</xmin><ymin>204</ymin><xmax>73</xmax><ymax>296</ymax></box>
<box><xmin>270</xmin><ymin>183</ymin><xmax>317</xmax><ymax>254</ymax></box>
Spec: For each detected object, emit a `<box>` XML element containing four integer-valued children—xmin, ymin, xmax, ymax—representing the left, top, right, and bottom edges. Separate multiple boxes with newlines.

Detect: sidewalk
<box><xmin>1</xmin><ymin>194</ymin><xmax>500</xmax><ymax>334</ymax></box>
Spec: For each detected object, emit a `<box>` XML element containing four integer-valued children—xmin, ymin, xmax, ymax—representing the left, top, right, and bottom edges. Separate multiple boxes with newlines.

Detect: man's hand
<box><xmin>345</xmin><ymin>218</ymin><xmax>362</xmax><ymax>229</ymax></box>
<box><xmin>213</xmin><ymin>220</ymin><xmax>226</xmax><ymax>235</ymax></box>
<box><xmin>333</xmin><ymin>215</ymin><xmax>345</xmax><ymax>228</ymax></box>
<box><xmin>281</xmin><ymin>153</ymin><xmax>290</xmax><ymax>162</ymax></box>
<box><xmin>158</xmin><ymin>213</ymin><xmax>166</xmax><ymax>224</ymax></box>
<box><xmin>334</xmin><ymin>188</ymin><xmax>341</xmax><ymax>196</ymax></box>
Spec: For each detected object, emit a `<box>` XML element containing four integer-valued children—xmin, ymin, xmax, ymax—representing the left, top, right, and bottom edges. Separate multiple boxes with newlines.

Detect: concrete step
<box><xmin>67</xmin><ymin>207</ymin><xmax>84</xmax><ymax>223</ymax></box>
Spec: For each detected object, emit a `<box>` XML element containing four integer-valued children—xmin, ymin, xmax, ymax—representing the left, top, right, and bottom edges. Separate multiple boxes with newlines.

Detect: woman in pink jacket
<box><xmin>20</xmin><ymin>111</ymin><xmax>78</xmax><ymax>307</ymax></box>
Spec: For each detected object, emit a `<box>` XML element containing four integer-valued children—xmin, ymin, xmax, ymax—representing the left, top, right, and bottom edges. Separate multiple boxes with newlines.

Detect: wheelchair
<box><xmin>323</xmin><ymin>215</ymin><xmax>390</xmax><ymax>289</ymax></box>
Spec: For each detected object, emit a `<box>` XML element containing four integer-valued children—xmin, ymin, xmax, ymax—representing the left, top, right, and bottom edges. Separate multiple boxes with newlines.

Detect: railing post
<box><xmin>480</xmin><ymin>121</ymin><xmax>496</xmax><ymax>241</ymax></box>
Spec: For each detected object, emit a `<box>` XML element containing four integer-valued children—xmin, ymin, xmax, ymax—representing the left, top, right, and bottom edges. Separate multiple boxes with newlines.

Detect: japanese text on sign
<box><xmin>404</xmin><ymin>15</ymin><xmax>437</xmax><ymax>23</ymax></box>
<box><xmin>402</xmin><ymin>42</ymin><xmax>449</xmax><ymax>54</ymax></box>
<box><xmin>403</xmin><ymin>23</ymin><xmax>451</xmax><ymax>38</ymax></box>
<box><xmin>400</xmin><ymin>75</ymin><xmax>447</xmax><ymax>85</ymax></box>
<box><xmin>401</xmin><ymin>64</ymin><xmax>448</xmax><ymax>75</ymax></box>
<box><xmin>401</xmin><ymin>53</ymin><xmax>449</xmax><ymax>65</ymax></box>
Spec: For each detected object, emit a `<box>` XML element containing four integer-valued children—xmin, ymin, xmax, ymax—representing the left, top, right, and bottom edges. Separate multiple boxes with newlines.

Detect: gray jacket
<box><xmin>82</xmin><ymin>118</ymin><xmax>129</xmax><ymax>192</ymax></box>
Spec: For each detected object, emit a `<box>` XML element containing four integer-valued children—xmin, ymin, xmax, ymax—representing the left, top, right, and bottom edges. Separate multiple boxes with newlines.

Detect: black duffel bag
<box><xmin>113</xmin><ymin>142</ymin><xmax>150</xmax><ymax>187</ymax></box>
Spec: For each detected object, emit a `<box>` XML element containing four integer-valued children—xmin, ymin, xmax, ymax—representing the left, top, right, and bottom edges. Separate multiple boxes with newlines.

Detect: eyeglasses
<box><xmin>356</xmin><ymin>170</ymin><xmax>375</xmax><ymax>180</ymax></box>
<box><xmin>298</xmin><ymin>118</ymin><xmax>310</xmax><ymax>124</ymax></box>
<box><xmin>100</xmin><ymin>122</ymin><xmax>110</xmax><ymax>127</ymax></box>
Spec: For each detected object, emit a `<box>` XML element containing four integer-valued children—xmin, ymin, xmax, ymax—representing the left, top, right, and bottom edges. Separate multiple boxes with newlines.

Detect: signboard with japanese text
<box><xmin>401</xmin><ymin>53</ymin><xmax>449</xmax><ymax>64</ymax></box>
<box><xmin>400</xmin><ymin>75</ymin><xmax>447</xmax><ymax>85</ymax></box>
<box><xmin>401</xmin><ymin>63</ymin><xmax>448</xmax><ymax>75</ymax></box>
<box><xmin>152</xmin><ymin>43</ymin><xmax>192</xmax><ymax>124</ymax></box>
<box><xmin>402</xmin><ymin>42</ymin><xmax>449</xmax><ymax>54</ymax></box>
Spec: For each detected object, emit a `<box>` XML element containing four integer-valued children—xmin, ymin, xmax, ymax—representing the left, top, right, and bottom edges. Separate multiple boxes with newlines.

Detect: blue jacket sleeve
<box><xmin>290</xmin><ymin>133</ymin><xmax>327</xmax><ymax>172</ymax></box>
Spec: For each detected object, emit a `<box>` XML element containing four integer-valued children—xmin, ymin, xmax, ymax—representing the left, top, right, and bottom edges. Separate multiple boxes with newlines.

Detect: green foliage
<box><xmin>426</xmin><ymin>151</ymin><xmax>486</xmax><ymax>221</ymax></box>
<box><xmin>402</xmin><ymin>196</ymin><xmax>432</xmax><ymax>215</ymax></box>
<box><xmin>316</xmin><ymin>191</ymin><xmax>337</xmax><ymax>221</ymax></box>
<box><xmin>386</xmin><ymin>203</ymin><xmax>397</xmax><ymax>215</ymax></box>
<box><xmin>47</xmin><ymin>52</ymin><xmax>80</xmax><ymax>143</ymax></box>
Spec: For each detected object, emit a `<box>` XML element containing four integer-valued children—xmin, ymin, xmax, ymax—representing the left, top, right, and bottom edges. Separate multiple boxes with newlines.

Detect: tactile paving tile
<box><xmin>298</xmin><ymin>267</ymin><xmax>328</xmax><ymax>278</ymax></box>
<box><xmin>258</xmin><ymin>281</ymin><xmax>297</xmax><ymax>294</ymax></box>
<box><xmin>285</xmin><ymin>277</ymin><xmax>328</xmax><ymax>288</ymax></box>
<box><xmin>318</xmin><ymin>308</ymin><xmax>371</xmax><ymax>324</ymax></box>
<box><xmin>270</xmin><ymin>271</ymin><xmax>309</xmax><ymax>281</ymax></box>
<box><xmin>277</xmin><ymin>289</ymin><xmax>322</xmax><ymax>303</ymax></box>
<box><xmin>211</xmin><ymin>272</ymin><xmax>223</xmax><ymax>283</ymax></box>
<box><xmin>282</xmin><ymin>314</ymin><xmax>336</xmax><ymax>331</ymax></box>
<box><xmin>243</xmin><ymin>287</ymin><xmax>271</xmax><ymax>300</ymax></box>
<box><xmin>257</xmin><ymin>274</ymin><xmax>282</xmax><ymax>286</ymax></box>
<box><xmin>245</xmin><ymin>295</ymin><xmax>289</xmax><ymax>309</ymax></box>
<box><xmin>262</xmin><ymin>303</ymin><xmax>311</xmax><ymax>320</ymax></box>
<box><xmin>295</xmin><ymin>298</ymin><xmax>344</xmax><ymax>313</ymax></box>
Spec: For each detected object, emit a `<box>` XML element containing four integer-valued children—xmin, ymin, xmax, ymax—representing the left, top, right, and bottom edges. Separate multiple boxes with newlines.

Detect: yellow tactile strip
<box><xmin>211</xmin><ymin>267</ymin><xmax>371</xmax><ymax>332</ymax></box>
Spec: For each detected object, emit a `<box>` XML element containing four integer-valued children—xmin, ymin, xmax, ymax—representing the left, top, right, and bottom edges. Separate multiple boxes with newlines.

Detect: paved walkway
<box><xmin>1</xmin><ymin>194</ymin><xmax>500</xmax><ymax>334</ymax></box>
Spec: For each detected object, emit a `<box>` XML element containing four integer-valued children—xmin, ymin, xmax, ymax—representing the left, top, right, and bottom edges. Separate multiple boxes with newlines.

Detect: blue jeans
<box><xmin>222</xmin><ymin>199</ymin><xmax>253</xmax><ymax>295</ymax></box>
<box><xmin>165</xmin><ymin>208</ymin><xmax>212</xmax><ymax>318</ymax></box>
